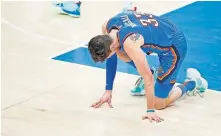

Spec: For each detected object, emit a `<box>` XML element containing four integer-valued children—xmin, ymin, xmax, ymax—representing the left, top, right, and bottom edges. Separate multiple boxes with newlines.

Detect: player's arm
<box><xmin>106</xmin><ymin>53</ymin><xmax>117</xmax><ymax>91</ymax></box>
<box><xmin>123</xmin><ymin>33</ymin><xmax>155</xmax><ymax>110</ymax></box>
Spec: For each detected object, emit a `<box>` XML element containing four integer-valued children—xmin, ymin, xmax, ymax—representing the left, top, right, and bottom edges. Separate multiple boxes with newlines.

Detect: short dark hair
<box><xmin>88</xmin><ymin>35</ymin><xmax>113</xmax><ymax>62</ymax></box>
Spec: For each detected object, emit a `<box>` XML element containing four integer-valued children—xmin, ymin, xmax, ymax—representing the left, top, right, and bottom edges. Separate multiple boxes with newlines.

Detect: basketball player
<box><xmin>88</xmin><ymin>11</ymin><xmax>208</xmax><ymax>123</ymax></box>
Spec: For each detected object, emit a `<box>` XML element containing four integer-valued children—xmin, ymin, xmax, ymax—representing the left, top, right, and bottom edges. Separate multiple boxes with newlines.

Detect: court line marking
<box><xmin>2</xmin><ymin>19</ymin><xmax>77</xmax><ymax>47</ymax></box>
<box><xmin>1</xmin><ymin>19</ymin><xmax>85</xmax><ymax>59</ymax></box>
<box><xmin>1</xmin><ymin>89</ymin><xmax>55</xmax><ymax>111</ymax></box>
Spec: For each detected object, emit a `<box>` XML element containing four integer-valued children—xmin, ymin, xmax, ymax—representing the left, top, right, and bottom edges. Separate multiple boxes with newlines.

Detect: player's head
<box><xmin>88</xmin><ymin>35</ymin><xmax>118</xmax><ymax>62</ymax></box>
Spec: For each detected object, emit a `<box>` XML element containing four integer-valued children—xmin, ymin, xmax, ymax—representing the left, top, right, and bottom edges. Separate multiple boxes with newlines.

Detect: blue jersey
<box><xmin>106</xmin><ymin>11</ymin><xmax>179</xmax><ymax>55</ymax></box>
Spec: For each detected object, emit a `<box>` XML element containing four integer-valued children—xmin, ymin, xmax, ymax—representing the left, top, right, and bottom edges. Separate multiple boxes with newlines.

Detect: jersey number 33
<box><xmin>133</xmin><ymin>12</ymin><xmax>159</xmax><ymax>27</ymax></box>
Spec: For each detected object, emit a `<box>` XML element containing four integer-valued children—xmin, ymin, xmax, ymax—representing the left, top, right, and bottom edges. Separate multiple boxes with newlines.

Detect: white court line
<box><xmin>1</xmin><ymin>19</ymin><xmax>85</xmax><ymax>59</ymax></box>
<box><xmin>2</xmin><ymin>19</ymin><xmax>78</xmax><ymax>47</ymax></box>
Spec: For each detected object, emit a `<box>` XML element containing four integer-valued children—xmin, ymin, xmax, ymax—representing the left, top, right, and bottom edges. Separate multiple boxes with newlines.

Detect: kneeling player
<box><xmin>88</xmin><ymin>11</ymin><xmax>208</xmax><ymax>123</ymax></box>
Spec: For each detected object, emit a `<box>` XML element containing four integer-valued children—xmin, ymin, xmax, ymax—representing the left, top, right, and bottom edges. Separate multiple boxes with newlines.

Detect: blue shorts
<box><xmin>154</xmin><ymin>30</ymin><xmax>187</xmax><ymax>98</ymax></box>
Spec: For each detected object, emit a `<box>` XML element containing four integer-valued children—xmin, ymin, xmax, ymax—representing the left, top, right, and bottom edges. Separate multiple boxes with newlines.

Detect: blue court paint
<box><xmin>53</xmin><ymin>1</ymin><xmax>221</xmax><ymax>91</ymax></box>
<box><xmin>160</xmin><ymin>1</ymin><xmax>221</xmax><ymax>91</ymax></box>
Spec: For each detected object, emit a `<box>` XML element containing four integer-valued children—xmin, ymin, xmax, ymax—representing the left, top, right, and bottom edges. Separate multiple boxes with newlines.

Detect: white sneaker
<box><xmin>185</xmin><ymin>68</ymin><xmax>208</xmax><ymax>97</ymax></box>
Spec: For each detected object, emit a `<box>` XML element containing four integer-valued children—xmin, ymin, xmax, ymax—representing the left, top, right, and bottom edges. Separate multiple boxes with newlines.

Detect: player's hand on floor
<box><xmin>142</xmin><ymin>112</ymin><xmax>164</xmax><ymax>123</ymax></box>
<box><xmin>91</xmin><ymin>91</ymin><xmax>113</xmax><ymax>108</ymax></box>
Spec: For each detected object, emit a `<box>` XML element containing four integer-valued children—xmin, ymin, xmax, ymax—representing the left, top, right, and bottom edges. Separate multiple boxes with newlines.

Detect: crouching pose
<box><xmin>88</xmin><ymin>11</ymin><xmax>208</xmax><ymax>123</ymax></box>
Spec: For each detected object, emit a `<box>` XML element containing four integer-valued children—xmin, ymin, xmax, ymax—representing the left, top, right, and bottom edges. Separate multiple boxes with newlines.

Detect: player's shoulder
<box><xmin>117</xmin><ymin>27</ymin><xmax>144</xmax><ymax>48</ymax></box>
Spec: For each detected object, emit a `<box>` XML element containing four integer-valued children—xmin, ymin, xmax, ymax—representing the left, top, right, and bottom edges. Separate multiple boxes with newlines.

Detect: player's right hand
<box><xmin>91</xmin><ymin>90</ymin><xmax>113</xmax><ymax>108</ymax></box>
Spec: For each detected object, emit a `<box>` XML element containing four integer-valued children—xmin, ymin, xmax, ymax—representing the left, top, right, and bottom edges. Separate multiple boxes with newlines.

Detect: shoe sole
<box><xmin>131</xmin><ymin>89</ymin><xmax>145</xmax><ymax>96</ymax></box>
<box><xmin>131</xmin><ymin>92</ymin><xmax>145</xmax><ymax>96</ymax></box>
<box><xmin>60</xmin><ymin>12</ymin><xmax>80</xmax><ymax>18</ymax></box>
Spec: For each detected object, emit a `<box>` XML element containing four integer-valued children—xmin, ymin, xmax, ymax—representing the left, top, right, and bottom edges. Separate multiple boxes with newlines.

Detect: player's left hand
<box><xmin>142</xmin><ymin>112</ymin><xmax>164</xmax><ymax>123</ymax></box>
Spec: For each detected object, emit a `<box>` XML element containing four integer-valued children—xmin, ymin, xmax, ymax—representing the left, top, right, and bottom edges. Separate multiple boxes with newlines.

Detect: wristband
<box><xmin>146</xmin><ymin>109</ymin><xmax>155</xmax><ymax>113</ymax></box>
